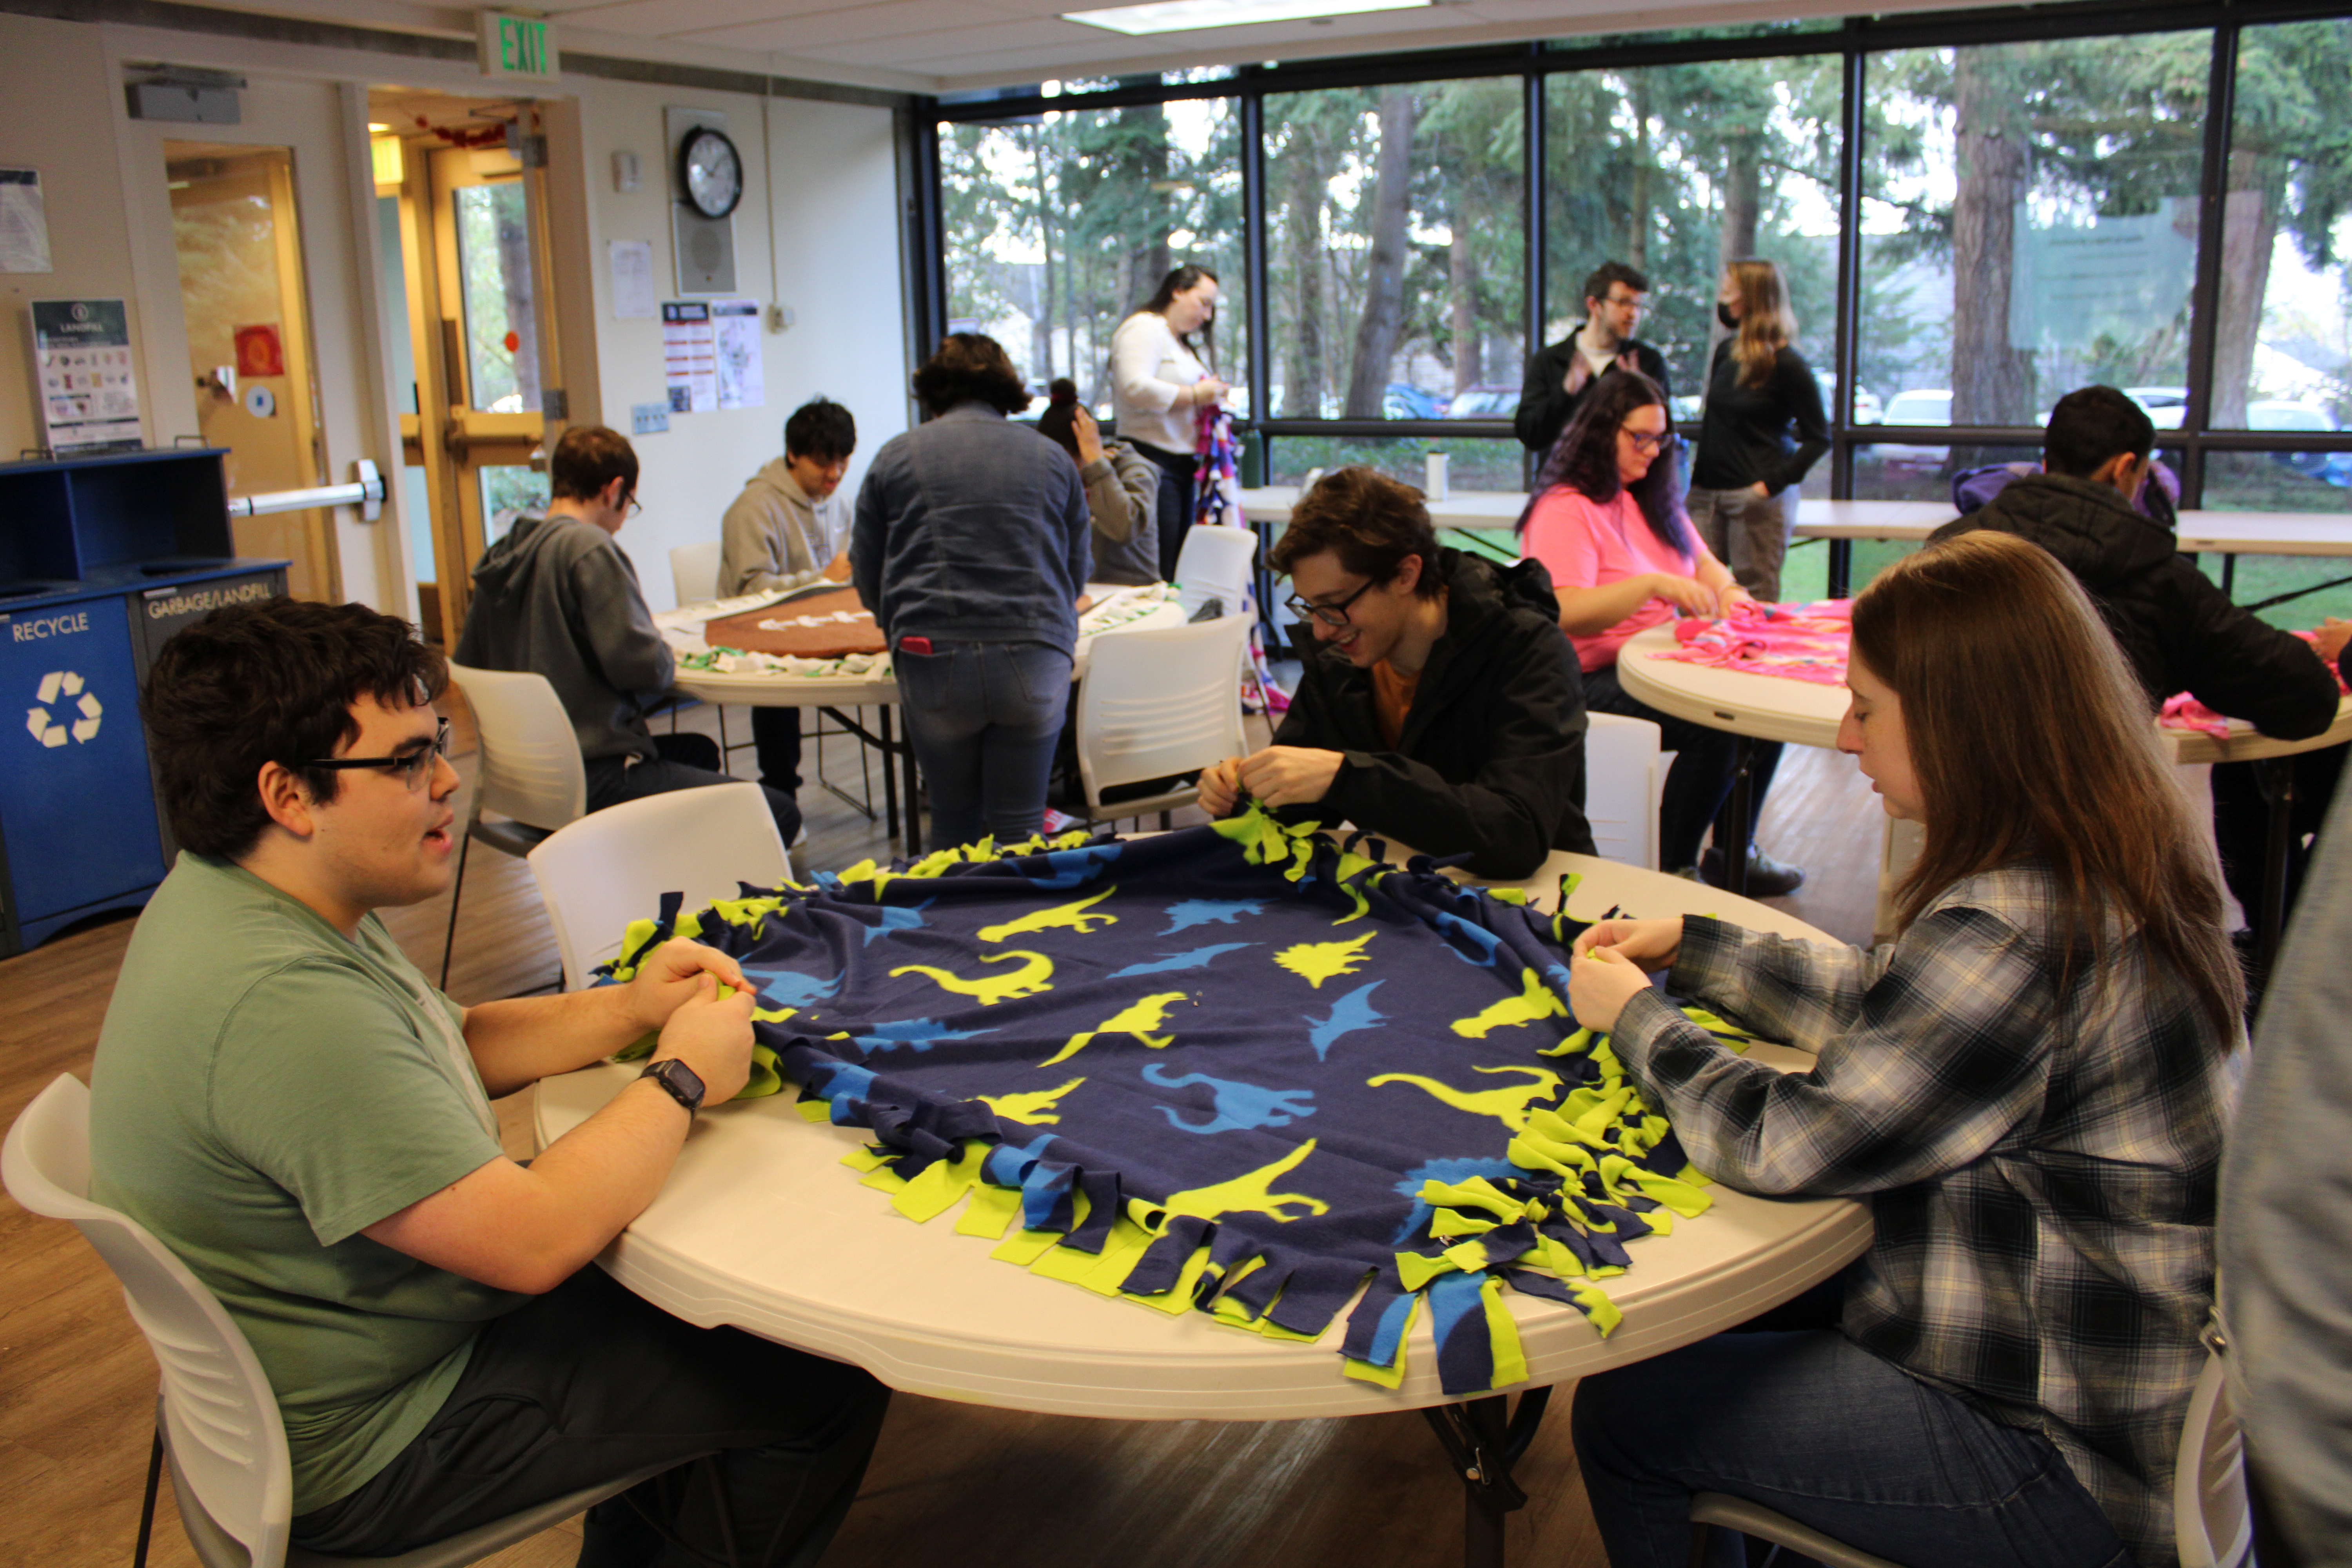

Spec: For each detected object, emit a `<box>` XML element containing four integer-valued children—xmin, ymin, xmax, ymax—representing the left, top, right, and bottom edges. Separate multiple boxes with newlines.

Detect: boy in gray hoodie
<box><xmin>454</xmin><ymin>425</ymin><xmax>798</xmax><ymax>842</ymax></box>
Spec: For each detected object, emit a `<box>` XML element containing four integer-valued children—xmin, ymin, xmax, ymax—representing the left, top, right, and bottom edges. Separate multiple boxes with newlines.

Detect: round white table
<box><xmin>536</xmin><ymin>852</ymin><xmax>1868</xmax><ymax>1566</ymax></box>
<box><xmin>655</xmin><ymin>587</ymin><xmax>1187</xmax><ymax>855</ymax></box>
<box><xmin>1615</xmin><ymin>620</ymin><xmax>2352</xmax><ymax>965</ymax></box>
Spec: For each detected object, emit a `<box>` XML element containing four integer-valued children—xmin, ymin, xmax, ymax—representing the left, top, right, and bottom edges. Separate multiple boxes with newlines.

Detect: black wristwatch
<box><xmin>640</xmin><ymin>1057</ymin><xmax>706</xmax><ymax>1116</ymax></box>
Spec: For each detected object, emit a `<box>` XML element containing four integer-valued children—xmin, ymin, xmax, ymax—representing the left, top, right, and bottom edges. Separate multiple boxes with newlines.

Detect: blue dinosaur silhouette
<box><xmin>1109</xmin><ymin>942</ymin><xmax>1254</xmax><ymax>979</ymax></box>
<box><xmin>1025</xmin><ymin>844</ymin><xmax>1124</xmax><ymax>889</ymax></box>
<box><xmin>1304</xmin><ymin>979</ymin><xmax>1387</xmax><ymax>1060</ymax></box>
<box><xmin>846</xmin><ymin>1018</ymin><xmax>1002</xmax><ymax>1054</ymax></box>
<box><xmin>857</xmin><ymin>898</ymin><xmax>935</xmax><ymax>946</ymax></box>
<box><xmin>742</xmin><ymin>966</ymin><xmax>843</xmax><ymax>1009</ymax></box>
<box><xmin>1430</xmin><ymin>910</ymin><xmax>1506</xmax><ymax>967</ymax></box>
<box><xmin>1141</xmin><ymin>1061</ymin><xmax>1316</xmax><ymax>1134</ymax></box>
<box><xmin>1161</xmin><ymin>898</ymin><xmax>1267</xmax><ymax>935</ymax></box>
<box><xmin>1391</xmin><ymin>1156</ymin><xmax>1520</xmax><ymax>1243</ymax></box>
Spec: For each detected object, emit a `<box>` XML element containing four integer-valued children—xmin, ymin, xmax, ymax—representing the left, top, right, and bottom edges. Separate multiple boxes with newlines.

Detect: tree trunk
<box><xmin>1450</xmin><ymin>196</ymin><xmax>1482</xmax><ymax>394</ymax></box>
<box><xmin>1716</xmin><ymin>134</ymin><xmax>1759</xmax><ymax>282</ymax></box>
<box><xmin>1627</xmin><ymin>78</ymin><xmax>1652</xmax><ymax>270</ymax></box>
<box><xmin>2211</xmin><ymin>147</ymin><xmax>2280</xmax><ymax>428</ymax></box>
<box><xmin>1283</xmin><ymin>127</ymin><xmax>1327</xmax><ymax>418</ymax></box>
<box><xmin>1950</xmin><ymin>49</ymin><xmax>2034</xmax><ymax>426</ymax></box>
<box><xmin>1345</xmin><ymin>87</ymin><xmax>1419</xmax><ymax>419</ymax></box>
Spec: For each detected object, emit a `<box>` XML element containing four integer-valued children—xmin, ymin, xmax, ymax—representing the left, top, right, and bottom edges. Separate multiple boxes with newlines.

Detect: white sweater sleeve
<box><xmin>1111</xmin><ymin>314</ymin><xmax>1186</xmax><ymax>416</ymax></box>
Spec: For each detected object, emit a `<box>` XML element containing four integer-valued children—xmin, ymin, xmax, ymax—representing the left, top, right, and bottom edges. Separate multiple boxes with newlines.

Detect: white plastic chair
<box><xmin>1689</xmin><ymin>1345</ymin><xmax>2253</xmax><ymax>1568</ymax></box>
<box><xmin>668</xmin><ymin>539</ymin><xmax>725</xmax><ymax>606</ymax></box>
<box><xmin>1172</xmin><ymin>523</ymin><xmax>1258</xmax><ymax>621</ymax></box>
<box><xmin>528</xmin><ymin>781</ymin><xmax>793</xmax><ymax>991</ymax></box>
<box><xmin>1584</xmin><ymin>713</ymin><xmax>1664</xmax><ymax>870</ymax></box>
<box><xmin>0</xmin><ymin>1074</ymin><xmax>683</xmax><ymax>1568</ymax></box>
<box><xmin>442</xmin><ymin>664</ymin><xmax>589</xmax><ymax>987</ymax></box>
<box><xmin>1074</xmin><ymin>616</ymin><xmax>1250</xmax><ymax>825</ymax></box>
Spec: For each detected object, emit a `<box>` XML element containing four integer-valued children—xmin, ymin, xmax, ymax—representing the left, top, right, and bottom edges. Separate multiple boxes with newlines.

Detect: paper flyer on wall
<box><xmin>713</xmin><ymin>298</ymin><xmax>763</xmax><ymax>410</ymax></box>
<box><xmin>609</xmin><ymin>240</ymin><xmax>655</xmax><ymax>319</ymax></box>
<box><xmin>29</xmin><ymin>298</ymin><xmax>142</xmax><ymax>454</ymax></box>
<box><xmin>662</xmin><ymin>300</ymin><xmax>715</xmax><ymax>413</ymax></box>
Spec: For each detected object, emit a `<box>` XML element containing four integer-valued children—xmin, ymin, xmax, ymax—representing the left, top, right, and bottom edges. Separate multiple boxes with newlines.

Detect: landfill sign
<box><xmin>25</xmin><ymin>669</ymin><xmax>100</xmax><ymax>747</ymax></box>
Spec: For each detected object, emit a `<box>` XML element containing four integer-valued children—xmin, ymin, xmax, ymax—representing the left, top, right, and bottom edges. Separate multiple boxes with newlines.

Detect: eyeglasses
<box><xmin>1620</xmin><ymin>429</ymin><xmax>1679</xmax><ymax>456</ymax></box>
<box><xmin>1284</xmin><ymin>575</ymin><xmax>1380</xmax><ymax>628</ymax></box>
<box><xmin>623</xmin><ymin>494</ymin><xmax>644</xmax><ymax>519</ymax></box>
<box><xmin>1602</xmin><ymin>291</ymin><xmax>1646</xmax><ymax>314</ymax></box>
<box><xmin>305</xmin><ymin>717</ymin><xmax>452</xmax><ymax>790</ymax></box>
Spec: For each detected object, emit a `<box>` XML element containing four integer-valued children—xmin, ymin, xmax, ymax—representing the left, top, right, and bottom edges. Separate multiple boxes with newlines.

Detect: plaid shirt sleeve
<box><xmin>1610</xmin><ymin>908</ymin><xmax>2057</xmax><ymax>1197</ymax></box>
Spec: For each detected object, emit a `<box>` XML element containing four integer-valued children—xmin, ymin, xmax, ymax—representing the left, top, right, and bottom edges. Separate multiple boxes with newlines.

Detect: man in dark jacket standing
<box><xmin>1199</xmin><ymin>467</ymin><xmax>1594</xmax><ymax>880</ymax></box>
<box><xmin>1514</xmin><ymin>262</ymin><xmax>1671</xmax><ymax>458</ymax></box>
<box><xmin>454</xmin><ymin>425</ymin><xmax>800</xmax><ymax>842</ymax></box>
<box><xmin>1931</xmin><ymin>384</ymin><xmax>2339</xmax><ymax>926</ymax></box>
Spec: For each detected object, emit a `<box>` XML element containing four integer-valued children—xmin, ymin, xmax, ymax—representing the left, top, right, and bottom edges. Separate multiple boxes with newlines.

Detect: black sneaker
<box><xmin>1699</xmin><ymin>845</ymin><xmax>1807</xmax><ymax>897</ymax></box>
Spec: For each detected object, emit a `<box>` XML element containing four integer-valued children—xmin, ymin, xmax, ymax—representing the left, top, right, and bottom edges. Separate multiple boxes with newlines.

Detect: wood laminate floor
<box><xmin>0</xmin><ymin>691</ymin><xmax>1884</xmax><ymax>1567</ymax></box>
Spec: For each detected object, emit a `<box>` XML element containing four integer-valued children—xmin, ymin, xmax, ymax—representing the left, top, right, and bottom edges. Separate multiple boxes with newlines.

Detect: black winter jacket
<box><xmin>1272</xmin><ymin>548</ymin><xmax>1596</xmax><ymax>879</ymax></box>
<box><xmin>1514</xmin><ymin>333</ymin><xmax>1671</xmax><ymax>457</ymax></box>
<box><xmin>1930</xmin><ymin>473</ymin><xmax>2337</xmax><ymax>739</ymax></box>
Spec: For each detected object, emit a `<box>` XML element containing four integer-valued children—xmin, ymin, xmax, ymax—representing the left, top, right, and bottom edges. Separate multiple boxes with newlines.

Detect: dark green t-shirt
<box><xmin>90</xmin><ymin>855</ymin><xmax>524</xmax><ymax>1513</ymax></box>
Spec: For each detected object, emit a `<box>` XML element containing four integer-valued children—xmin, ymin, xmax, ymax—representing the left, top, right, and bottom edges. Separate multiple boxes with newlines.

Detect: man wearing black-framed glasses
<box><xmin>454</xmin><ymin>424</ymin><xmax>800</xmax><ymax>844</ymax></box>
<box><xmin>1515</xmin><ymin>260</ymin><xmax>1673</xmax><ymax>458</ymax></box>
<box><xmin>1198</xmin><ymin>467</ymin><xmax>1595</xmax><ymax>879</ymax></box>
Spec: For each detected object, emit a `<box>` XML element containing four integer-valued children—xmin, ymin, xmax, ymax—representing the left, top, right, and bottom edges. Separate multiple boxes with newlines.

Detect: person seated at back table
<box><xmin>1566</xmin><ymin>530</ymin><xmax>2243</xmax><ymax>1568</ymax></box>
<box><xmin>1931</xmin><ymin>383</ymin><xmax>2339</xmax><ymax>935</ymax></box>
<box><xmin>91</xmin><ymin>595</ymin><xmax>887</xmax><ymax>1562</ymax></box>
<box><xmin>1197</xmin><ymin>466</ymin><xmax>1595</xmax><ymax>880</ymax></box>
<box><xmin>454</xmin><ymin>423</ymin><xmax>801</xmax><ymax>844</ymax></box>
<box><xmin>1517</xmin><ymin>368</ymin><xmax>1806</xmax><ymax>895</ymax></box>
<box><xmin>1035</xmin><ymin>377</ymin><xmax>1160</xmax><ymax>587</ymax></box>
<box><xmin>720</xmin><ymin>396</ymin><xmax>858</xmax><ymax>809</ymax></box>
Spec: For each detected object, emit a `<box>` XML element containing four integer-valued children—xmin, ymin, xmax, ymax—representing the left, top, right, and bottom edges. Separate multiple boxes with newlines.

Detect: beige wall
<box><xmin>0</xmin><ymin>12</ymin><xmax>911</xmax><ymax>619</ymax></box>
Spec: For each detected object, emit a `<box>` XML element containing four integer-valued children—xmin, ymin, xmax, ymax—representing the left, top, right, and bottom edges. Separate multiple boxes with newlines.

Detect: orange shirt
<box><xmin>1370</xmin><ymin>659</ymin><xmax>1422</xmax><ymax>749</ymax></box>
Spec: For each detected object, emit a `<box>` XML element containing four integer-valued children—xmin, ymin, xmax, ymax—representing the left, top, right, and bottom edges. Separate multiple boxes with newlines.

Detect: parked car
<box><xmin>1383</xmin><ymin>382</ymin><xmax>1448</xmax><ymax>421</ymax></box>
<box><xmin>1445</xmin><ymin>384</ymin><xmax>1519</xmax><ymax>419</ymax></box>
<box><xmin>1881</xmin><ymin>388</ymin><xmax>1953</xmax><ymax>426</ymax></box>
<box><xmin>1813</xmin><ymin>371</ymin><xmax>1882</xmax><ymax>425</ymax></box>
<box><xmin>2126</xmin><ymin>386</ymin><xmax>2190</xmax><ymax>429</ymax></box>
<box><xmin>2247</xmin><ymin>400</ymin><xmax>2342</xmax><ymax>476</ymax></box>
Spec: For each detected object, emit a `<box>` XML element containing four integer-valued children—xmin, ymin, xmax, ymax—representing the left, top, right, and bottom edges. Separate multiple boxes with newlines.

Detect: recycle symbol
<box><xmin>25</xmin><ymin>670</ymin><xmax>102</xmax><ymax>748</ymax></box>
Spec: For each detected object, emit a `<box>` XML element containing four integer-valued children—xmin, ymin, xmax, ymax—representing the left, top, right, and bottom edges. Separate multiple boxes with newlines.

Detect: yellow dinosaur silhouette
<box><xmin>1161</xmin><ymin>1139</ymin><xmax>1330</xmax><ymax>1222</ymax></box>
<box><xmin>889</xmin><ymin>949</ymin><xmax>1056</xmax><ymax>1006</ymax></box>
<box><xmin>977</xmin><ymin>886</ymin><xmax>1120</xmax><ymax>944</ymax></box>
<box><xmin>978</xmin><ymin>1077</ymin><xmax>1086</xmax><ymax>1124</ymax></box>
<box><xmin>1367</xmin><ymin>1065</ymin><xmax>1565</xmax><ymax>1132</ymax></box>
<box><xmin>1449</xmin><ymin>967</ymin><xmax>1568</xmax><ymax>1037</ymax></box>
<box><xmin>1274</xmin><ymin>930</ymin><xmax>1377</xmax><ymax>989</ymax></box>
<box><xmin>1041</xmin><ymin>991</ymin><xmax>1192</xmax><ymax>1066</ymax></box>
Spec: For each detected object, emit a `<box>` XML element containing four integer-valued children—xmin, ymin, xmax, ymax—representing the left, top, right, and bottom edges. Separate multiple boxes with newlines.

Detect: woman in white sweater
<box><xmin>1108</xmin><ymin>264</ymin><xmax>1227</xmax><ymax>582</ymax></box>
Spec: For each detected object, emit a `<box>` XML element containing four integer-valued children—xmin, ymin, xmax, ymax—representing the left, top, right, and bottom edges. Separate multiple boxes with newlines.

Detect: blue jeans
<box><xmin>1572</xmin><ymin>1328</ymin><xmax>2131</xmax><ymax>1568</ymax></box>
<box><xmin>895</xmin><ymin>639</ymin><xmax>1072</xmax><ymax>851</ymax></box>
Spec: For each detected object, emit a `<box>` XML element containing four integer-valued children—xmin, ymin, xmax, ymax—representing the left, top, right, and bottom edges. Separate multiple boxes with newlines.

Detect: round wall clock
<box><xmin>677</xmin><ymin>126</ymin><xmax>743</xmax><ymax>220</ymax></box>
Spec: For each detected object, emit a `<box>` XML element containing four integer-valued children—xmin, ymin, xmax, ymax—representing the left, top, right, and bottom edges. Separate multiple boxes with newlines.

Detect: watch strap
<box><xmin>640</xmin><ymin>1057</ymin><xmax>705</xmax><ymax>1115</ymax></box>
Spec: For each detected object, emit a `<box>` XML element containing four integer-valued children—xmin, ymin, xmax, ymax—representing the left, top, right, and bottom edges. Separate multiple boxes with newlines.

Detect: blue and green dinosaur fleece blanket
<box><xmin>601</xmin><ymin>809</ymin><xmax>1749</xmax><ymax>1396</ymax></box>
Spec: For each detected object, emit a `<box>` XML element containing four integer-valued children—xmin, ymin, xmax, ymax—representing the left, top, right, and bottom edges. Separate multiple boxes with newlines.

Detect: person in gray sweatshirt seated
<box><xmin>852</xmin><ymin>334</ymin><xmax>1092</xmax><ymax>851</ymax></box>
<box><xmin>1034</xmin><ymin>377</ymin><xmax>1160</xmax><ymax>587</ymax></box>
<box><xmin>720</xmin><ymin>397</ymin><xmax>857</xmax><ymax>804</ymax></box>
<box><xmin>454</xmin><ymin>424</ymin><xmax>800</xmax><ymax>843</ymax></box>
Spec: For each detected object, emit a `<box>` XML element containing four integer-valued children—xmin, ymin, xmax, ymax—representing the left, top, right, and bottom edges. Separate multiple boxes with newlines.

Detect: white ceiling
<box><xmin>214</xmin><ymin>0</ymin><xmax>1982</xmax><ymax>94</ymax></box>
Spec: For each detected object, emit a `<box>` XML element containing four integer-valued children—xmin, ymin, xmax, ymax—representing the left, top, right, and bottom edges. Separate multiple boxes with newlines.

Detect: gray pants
<box><xmin>1688</xmin><ymin>484</ymin><xmax>1799</xmax><ymax>602</ymax></box>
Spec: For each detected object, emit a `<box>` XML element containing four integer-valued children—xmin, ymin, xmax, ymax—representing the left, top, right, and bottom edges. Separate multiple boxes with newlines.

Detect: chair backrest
<box><xmin>2174</xmin><ymin>1347</ymin><xmax>2254</xmax><ymax>1568</ymax></box>
<box><xmin>1585</xmin><ymin>713</ymin><xmax>1664</xmax><ymax>871</ymax></box>
<box><xmin>1172</xmin><ymin>524</ymin><xmax>1257</xmax><ymax>620</ymax></box>
<box><xmin>669</xmin><ymin>539</ymin><xmax>725</xmax><ymax>606</ymax></box>
<box><xmin>528</xmin><ymin>782</ymin><xmax>793</xmax><ymax>989</ymax></box>
<box><xmin>1076</xmin><ymin>616</ymin><xmax>1250</xmax><ymax>807</ymax></box>
<box><xmin>3</xmin><ymin>1075</ymin><xmax>295</xmax><ymax>1568</ymax></box>
<box><xmin>447</xmin><ymin>663</ymin><xmax>589</xmax><ymax>833</ymax></box>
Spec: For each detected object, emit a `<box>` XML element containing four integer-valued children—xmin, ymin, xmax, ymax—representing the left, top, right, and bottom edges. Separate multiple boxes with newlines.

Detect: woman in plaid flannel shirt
<box><xmin>1566</xmin><ymin>530</ymin><xmax>2242</xmax><ymax>1568</ymax></box>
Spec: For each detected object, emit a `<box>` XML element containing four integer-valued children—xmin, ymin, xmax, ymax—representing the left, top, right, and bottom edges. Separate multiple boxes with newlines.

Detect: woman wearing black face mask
<box><xmin>1687</xmin><ymin>259</ymin><xmax>1829</xmax><ymax>606</ymax></box>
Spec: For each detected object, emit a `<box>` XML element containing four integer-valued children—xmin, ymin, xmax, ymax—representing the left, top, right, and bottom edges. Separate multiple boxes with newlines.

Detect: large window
<box><xmin>1544</xmin><ymin>57</ymin><xmax>1842</xmax><ymax>418</ymax></box>
<box><xmin>1265</xmin><ymin>78</ymin><xmax>1526</xmax><ymax>421</ymax></box>
<box><xmin>940</xmin><ymin>99</ymin><xmax>1246</xmax><ymax>411</ymax></box>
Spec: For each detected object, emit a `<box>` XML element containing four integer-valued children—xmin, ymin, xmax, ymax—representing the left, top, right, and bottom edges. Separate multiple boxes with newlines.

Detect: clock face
<box><xmin>679</xmin><ymin>127</ymin><xmax>742</xmax><ymax>220</ymax></box>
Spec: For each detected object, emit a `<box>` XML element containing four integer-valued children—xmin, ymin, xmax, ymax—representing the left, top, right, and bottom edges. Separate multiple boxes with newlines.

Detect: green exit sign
<box><xmin>478</xmin><ymin>10</ymin><xmax>557</xmax><ymax>80</ymax></box>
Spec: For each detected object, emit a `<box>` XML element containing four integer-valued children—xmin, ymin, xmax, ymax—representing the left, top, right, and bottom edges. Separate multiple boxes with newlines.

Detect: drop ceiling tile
<box><xmin>670</xmin><ymin>0</ymin><xmax>1023</xmax><ymax>48</ymax></box>
<box><xmin>559</xmin><ymin>0</ymin><xmax>865</xmax><ymax>35</ymax></box>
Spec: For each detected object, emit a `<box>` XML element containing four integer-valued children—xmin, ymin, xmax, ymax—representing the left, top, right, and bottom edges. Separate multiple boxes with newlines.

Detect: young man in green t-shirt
<box><xmin>89</xmin><ymin>597</ymin><xmax>886</xmax><ymax>1563</ymax></box>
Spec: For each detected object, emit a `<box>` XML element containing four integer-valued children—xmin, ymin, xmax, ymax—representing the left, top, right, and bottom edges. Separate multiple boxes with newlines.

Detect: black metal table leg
<box><xmin>1422</xmin><ymin>1386</ymin><xmax>1554</xmax><ymax>1568</ymax></box>
<box><xmin>2253</xmin><ymin>754</ymin><xmax>2296</xmax><ymax>991</ymax></box>
<box><xmin>875</xmin><ymin>705</ymin><xmax>901</xmax><ymax>849</ymax></box>
<box><xmin>1714</xmin><ymin>735</ymin><xmax>1759</xmax><ymax>898</ymax></box>
<box><xmin>1827</xmin><ymin>539</ymin><xmax>1853</xmax><ymax>601</ymax></box>
<box><xmin>897</xmin><ymin>706</ymin><xmax>924</xmax><ymax>858</ymax></box>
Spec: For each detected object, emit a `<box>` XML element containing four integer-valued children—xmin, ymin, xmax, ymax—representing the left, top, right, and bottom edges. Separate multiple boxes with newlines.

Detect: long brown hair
<box><xmin>1722</xmin><ymin>258</ymin><xmax>1795</xmax><ymax>389</ymax></box>
<box><xmin>1141</xmin><ymin>263</ymin><xmax>1219</xmax><ymax>372</ymax></box>
<box><xmin>1852</xmin><ymin>531</ymin><xmax>2244</xmax><ymax>1037</ymax></box>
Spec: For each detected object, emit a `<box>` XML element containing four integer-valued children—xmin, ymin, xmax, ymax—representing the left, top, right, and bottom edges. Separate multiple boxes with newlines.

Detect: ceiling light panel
<box><xmin>1065</xmin><ymin>0</ymin><xmax>1428</xmax><ymax>36</ymax></box>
